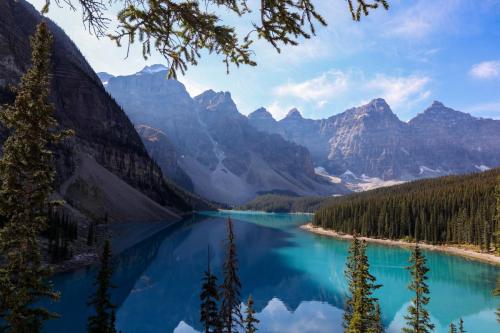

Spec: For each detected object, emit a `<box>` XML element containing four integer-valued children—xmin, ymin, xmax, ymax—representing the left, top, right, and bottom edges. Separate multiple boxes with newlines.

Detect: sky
<box><xmin>28</xmin><ymin>0</ymin><xmax>500</xmax><ymax>121</ymax></box>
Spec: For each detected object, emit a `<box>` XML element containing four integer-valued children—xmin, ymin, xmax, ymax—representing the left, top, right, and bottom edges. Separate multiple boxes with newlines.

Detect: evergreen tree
<box><xmin>372</xmin><ymin>303</ymin><xmax>384</xmax><ymax>333</ymax></box>
<box><xmin>448</xmin><ymin>323</ymin><xmax>457</xmax><ymax>333</ymax></box>
<box><xmin>244</xmin><ymin>295</ymin><xmax>259</xmax><ymax>333</ymax></box>
<box><xmin>42</xmin><ymin>1</ymin><xmax>388</xmax><ymax>78</ymax></box>
<box><xmin>0</xmin><ymin>21</ymin><xmax>70</xmax><ymax>332</ymax></box>
<box><xmin>313</xmin><ymin>169</ymin><xmax>499</xmax><ymax>248</ymax></box>
<box><xmin>403</xmin><ymin>244</ymin><xmax>435</xmax><ymax>333</ymax></box>
<box><xmin>344</xmin><ymin>235</ymin><xmax>361</xmax><ymax>328</ymax></box>
<box><xmin>87</xmin><ymin>240</ymin><xmax>117</xmax><ymax>333</ymax></box>
<box><xmin>458</xmin><ymin>318</ymin><xmax>466</xmax><ymax>333</ymax></box>
<box><xmin>495</xmin><ymin>178</ymin><xmax>500</xmax><ymax>255</ymax></box>
<box><xmin>344</xmin><ymin>236</ymin><xmax>382</xmax><ymax>332</ymax></box>
<box><xmin>200</xmin><ymin>249</ymin><xmax>220</xmax><ymax>333</ymax></box>
<box><xmin>220</xmin><ymin>217</ymin><xmax>243</xmax><ymax>333</ymax></box>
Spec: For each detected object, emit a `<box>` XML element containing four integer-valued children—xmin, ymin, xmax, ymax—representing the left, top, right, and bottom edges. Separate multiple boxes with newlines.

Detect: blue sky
<box><xmin>29</xmin><ymin>0</ymin><xmax>500</xmax><ymax>120</ymax></box>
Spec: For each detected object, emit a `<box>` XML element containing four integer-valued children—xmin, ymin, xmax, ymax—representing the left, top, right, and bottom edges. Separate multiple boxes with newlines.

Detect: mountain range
<box><xmin>248</xmin><ymin>98</ymin><xmax>500</xmax><ymax>180</ymax></box>
<box><xmin>101</xmin><ymin>66</ymin><xmax>347</xmax><ymax>204</ymax></box>
<box><xmin>100</xmin><ymin>66</ymin><xmax>500</xmax><ymax>203</ymax></box>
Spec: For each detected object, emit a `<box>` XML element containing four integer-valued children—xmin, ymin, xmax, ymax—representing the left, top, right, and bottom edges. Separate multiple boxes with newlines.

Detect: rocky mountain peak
<box><xmin>361</xmin><ymin>98</ymin><xmax>392</xmax><ymax>114</ymax></box>
<box><xmin>284</xmin><ymin>108</ymin><xmax>303</xmax><ymax>120</ymax></box>
<box><xmin>248</xmin><ymin>107</ymin><xmax>275</xmax><ymax>120</ymax></box>
<box><xmin>97</xmin><ymin>72</ymin><xmax>114</xmax><ymax>83</ymax></box>
<box><xmin>412</xmin><ymin>101</ymin><xmax>473</xmax><ymax>124</ymax></box>
<box><xmin>137</xmin><ymin>64</ymin><xmax>168</xmax><ymax>75</ymax></box>
<box><xmin>195</xmin><ymin>90</ymin><xmax>237</xmax><ymax>113</ymax></box>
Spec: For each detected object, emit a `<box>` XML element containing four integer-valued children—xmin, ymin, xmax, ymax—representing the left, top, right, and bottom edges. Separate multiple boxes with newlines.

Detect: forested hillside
<box><xmin>239</xmin><ymin>194</ymin><xmax>330</xmax><ymax>213</ymax></box>
<box><xmin>313</xmin><ymin>169</ymin><xmax>500</xmax><ymax>250</ymax></box>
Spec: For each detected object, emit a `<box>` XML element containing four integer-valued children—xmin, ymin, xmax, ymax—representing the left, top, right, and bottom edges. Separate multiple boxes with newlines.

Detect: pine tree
<box><xmin>458</xmin><ymin>318</ymin><xmax>466</xmax><ymax>333</ymax></box>
<box><xmin>220</xmin><ymin>217</ymin><xmax>243</xmax><ymax>333</ymax></box>
<box><xmin>495</xmin><ymin>178</ymin><xmax>500</xmax><ymax>255</ymax></box>
<box><xmin>244</xmin><ymin>295</ymin><xmax>259</xmax><ymax>333</ymax></box>
<box><xmin>344</xmin><ymin>235</ymin><xmax>361</xmax><ymax>328</ymax></box>
<box><xmin>200</xmin><ymin>249</ymin><xmax>221</xmax><ymax>333</ymax></box>
<box><xmin>448</xmin><ymin>323</ymin><xmax>457</xmax><ymax>333</ymax></box>
<box><xmin>87</xmin><ymin>240</ymin><xmax>117</xmax><ymax>333</ymax></box>
<box><xmin>372</xmin><ymin>303</ymin><xmax>384</xmax><ymax>333</ymax></box>
<box><xmin>403</xmin><ymin>244</ymin><xmax>435</xmax><ymax>333</ymax></box>
<box><xmin>0</xmin><ymin>21</ymin><xmax>71</xmax><ymax>332</ymax></box>
<box><xmin>344</xmin><ymin>236</ymin><xmax>382</xmax><ymax>332</ymax></box>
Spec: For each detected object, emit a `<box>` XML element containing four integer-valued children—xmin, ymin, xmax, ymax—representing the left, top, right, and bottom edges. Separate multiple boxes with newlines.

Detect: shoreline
<box><xmin>301</xmin><ymin>223</ymin><xmax>500</xmax><ymax>266</ymax></box>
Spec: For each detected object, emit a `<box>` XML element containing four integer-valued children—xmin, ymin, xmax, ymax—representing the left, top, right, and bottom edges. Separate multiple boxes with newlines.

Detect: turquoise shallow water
<box><xmin>44</xmin><ymin>211</ymin><xmax>499</xmax><ymax>333</ymax></box>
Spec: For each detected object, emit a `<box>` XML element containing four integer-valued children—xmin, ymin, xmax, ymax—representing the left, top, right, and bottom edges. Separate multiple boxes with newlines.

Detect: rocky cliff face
<box><xmin>249</xmin><ymin>99</ymin><xmax>500</xmax><ymax>180</ymax></box>
<box><xmin>0</xmin><ymin>0</ymin><xmax>194</xmax><ymax>223</ymax></box>
<box><xmin>103</xmin><ymin>70</ymin><xmax>347</xmax><ymax>204</ymax></box>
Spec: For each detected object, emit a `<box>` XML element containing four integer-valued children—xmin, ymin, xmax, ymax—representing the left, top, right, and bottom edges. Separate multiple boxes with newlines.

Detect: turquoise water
<box><xmin>44</xmin><ymin>211</ymin><xmax>499</xmax><ymax>333</ymax></box>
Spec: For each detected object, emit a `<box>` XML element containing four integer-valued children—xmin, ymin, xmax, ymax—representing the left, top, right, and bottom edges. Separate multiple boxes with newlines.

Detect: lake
<box><xmin>44</xmin><ymin>211</ymin><xmax>499</xmax><ymax>333</ymax></box>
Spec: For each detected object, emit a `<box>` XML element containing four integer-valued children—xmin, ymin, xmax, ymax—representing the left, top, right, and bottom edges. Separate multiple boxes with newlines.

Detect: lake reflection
<box><xmin>45</xmin><ymin>211</ymin><xmax>499</xmax><ymax>333</ymax></box>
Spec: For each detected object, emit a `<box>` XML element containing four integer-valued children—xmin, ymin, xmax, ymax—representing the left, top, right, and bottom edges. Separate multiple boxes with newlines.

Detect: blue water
<box><xmin>44</xmin><ymin>211</ymin><xmax>499</xmax><ymax>333</ymax></box>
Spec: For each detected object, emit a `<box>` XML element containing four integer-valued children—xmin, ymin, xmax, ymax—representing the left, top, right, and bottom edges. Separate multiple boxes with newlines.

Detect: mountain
<box><xmin>0</xmin><ymin>0</ymin><xmax>198</xmax><ymax>225</ymax></box>
<box><xmin>103</xmin><ymin>70</ymin><xmax>347</xmax><ymax>204</ymax></box>
<box><xmin>248</xmin><ymin>99</ymin><xmax>500</xmax><ymax>180</ymax></box>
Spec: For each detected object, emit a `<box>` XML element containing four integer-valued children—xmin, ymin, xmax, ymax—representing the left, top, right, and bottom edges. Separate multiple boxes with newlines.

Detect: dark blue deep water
<box><xmin>44</xmin><ymin>211</ymin><xmax>499</xmax><ymax>333</ymax></box>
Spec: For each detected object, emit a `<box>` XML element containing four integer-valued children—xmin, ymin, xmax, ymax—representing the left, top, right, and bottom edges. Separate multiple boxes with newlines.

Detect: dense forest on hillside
<box><xmin>238</xmin><ymin>194</ymin><xmax>335</xmax><ymax>213</ymax></box>
<box><xmin>313</xmin><ymin>169</ymin><xmax>500</xmax><ymax>250</ymax></box>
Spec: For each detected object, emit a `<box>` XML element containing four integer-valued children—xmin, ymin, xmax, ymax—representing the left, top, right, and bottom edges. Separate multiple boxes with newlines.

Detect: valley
<box><xmin>0</xmin><ymin>1</ymin><xmax>499</xmax><ymax>333</ymax></box>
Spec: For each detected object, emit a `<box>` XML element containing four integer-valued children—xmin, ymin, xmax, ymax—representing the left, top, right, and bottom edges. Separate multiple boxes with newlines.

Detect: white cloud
<box><xmin>266</xmin><ymin>101</ymin><xmax>296</xmax><ymax>120</ymax></box>
<box><xmin>273</xmin><ymin>70</ymin><xmax>349</xmax><ymax>105</ymax></box>
<box><xmin>469</xmin><ymin>60</ymin><xmax>500</xmax><ymax>79</ymax></box>
<box><xmin>365</xmin><ymin>74</ymin><xmax>431</xmax><ymax>108</ymax></box>
<box><xmin>465</xmin><ymin>100</ymin><xmax>500</xmax><ymax>119</ymax></box>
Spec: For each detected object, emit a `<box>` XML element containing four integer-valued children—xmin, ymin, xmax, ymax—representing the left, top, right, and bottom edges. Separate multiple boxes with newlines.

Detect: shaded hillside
<box><xmin>0</xmin><ymin>0</ymin><xmax>208</xmax><ymax>222</ymax></box>
<box><xmin>314</xmin><ymin>169</ymin><xmax>499</xmax><ymax>248</ymax></box>
<box><xmin>102</xmin><ymin>67</ymin><xmax>348</xmax><ymax>204</ymax></box>
<box><xmin>239</xmin><ymin>195</ymin><xmax>333</xmax><ymax>213</ymax></box>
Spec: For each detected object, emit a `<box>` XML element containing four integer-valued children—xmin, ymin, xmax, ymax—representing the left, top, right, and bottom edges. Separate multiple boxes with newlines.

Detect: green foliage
<box><xmin>314</xmin><ymin>169</ymin><xmax>500</xmax><ymax>248</ymax></box>
<box><xmin>87</xmin><ymin>240</ymin><xmax>117</xmax><ymax>333</ymax></box>
<box><xmin>239</xmin><ymin>194</ymin><xmax>330</xmax><ymax>213</ymax></box>
<box><xmin>458</xmin><ymin>318</ymin><xmax>466</xmax><ymax>333</ymax></box>
<box><xmin>495</xmin><ymin>177</ymin><xmax>500</xmax><ymax>255</ymax></box>
<box><xmin>448</xmin><ymin>323</ymin><xmax>457</xmax><ymax>333</ymax></box>
<box><xmin>220</xmin><ymin>217</ymin><xmax>243</xmax><ymax>332</ymax></box>
<box><xmin>42</xmin><ymin>0</ymin><xmax>389</xmax><ymax>77</ymax></box>
<box><xmin>200</xmin><ymin>250</ymin><xmax>221</xmax><ymax>333</ymax></box>
<box><xmin>0</xmin><ymin>21</ymin><xmax>70</xmax><ymax>332</ymax></box>
<box><xmin>344</xmin><ymin>236</ymin><xmax>383</xmax><ymax>332</ymax></box>
<box><xmin>44</xmin><ymin>209</ymin><xmax>78</xmax><ymax>263</ymax></box>
<box><xmin>244</xmin><ymin>295</ymin><xmax>259</xmax><ymax>333</ymax></box>
<box><xmin>403</xmin><ymin>245</ymin><xmax>434</xmax><ymax>333</ymax></box>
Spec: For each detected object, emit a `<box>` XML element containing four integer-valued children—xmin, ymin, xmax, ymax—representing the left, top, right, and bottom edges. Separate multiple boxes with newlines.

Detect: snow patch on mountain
<box><xmin>475</xmin><ymin>165</ymin><xmax>490</xmax><ymax>171</ymax></box>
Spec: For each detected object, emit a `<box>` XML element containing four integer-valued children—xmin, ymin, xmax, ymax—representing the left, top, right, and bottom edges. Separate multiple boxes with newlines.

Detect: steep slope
<box><xmin>135</xmin><ymin>124</ymin><xmax>194</xmax><ymax>192</ymax></box>
<box><xmin>103</xmin><ymin>70</ymin><xmax>347</xmax><ymax>204</ymax></box>
<box><xmin>325</xmin><ymin>98</ymin><xmax>418</xmax><ymax>179</ymax></box>
<box><xmin>249</xmin><ymin>99</ymin><xmax>500</xmax><ymax>181</ymax></box>
<box><xmin>0</xmin><ymin>0</ymin><xmax>193</xmax><ymax>222</ymax></box>
<box><xmin>408</xmin><ymin>101</ymin><xmax>500</xmax><ymax>174</ymax></box>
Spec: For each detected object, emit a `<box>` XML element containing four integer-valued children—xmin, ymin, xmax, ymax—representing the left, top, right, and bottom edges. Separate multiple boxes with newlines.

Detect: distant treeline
<box><xmin>239</xmin><ymin>194</ymin><xmax>335</xmax><ymax>213</ymax></box>
<box><xmin>314</xmin><ymin>169</ymin><xmax>500</xmax><ymax>249</ymax></box>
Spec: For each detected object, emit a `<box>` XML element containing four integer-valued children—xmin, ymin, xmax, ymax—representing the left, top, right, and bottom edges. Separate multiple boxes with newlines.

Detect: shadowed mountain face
<box><xmin>248</xmin><ymin>99</ymin><xmax>500</xmax><ymax>180</ymax></box>
<box><xmin>0</xmin><ymin>0</ymin><xmax>194</xmax><ymax>222</ymax></box>
<box><xmin>103</xmin><ymin>69</ymin><xmax>347</xmax><ymax>204</ymax></box>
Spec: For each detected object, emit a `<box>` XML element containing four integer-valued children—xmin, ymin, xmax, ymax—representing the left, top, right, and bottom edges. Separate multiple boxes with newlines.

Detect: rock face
<box><xmin>103</xmin><ymin>70</ymin><xmax>347</xmax><ymax>204</ymax></box>
<box><xmin>249</xmin><ymin>99</ymin><xmax>500</xmax><ymax>180</ymax></box>
<box><xmin>0</xmin><ymin>0</ymin><xmax>195</xmax><ymax>223</ymax></box>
